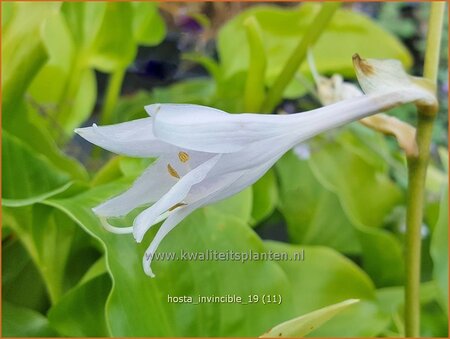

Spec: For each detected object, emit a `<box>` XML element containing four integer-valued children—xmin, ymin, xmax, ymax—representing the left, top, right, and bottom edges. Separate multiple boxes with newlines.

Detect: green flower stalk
<box><xmin>404</xmin><ymin>2</ymin><xmax>445</xmax><ymax>337</ymax></box>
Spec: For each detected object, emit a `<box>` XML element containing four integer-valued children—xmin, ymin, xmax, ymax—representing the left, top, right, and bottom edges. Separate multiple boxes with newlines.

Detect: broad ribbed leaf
<box><xmin>2</xmin><ymin>131</ymin><xmax>72</xmax><ymax>206</ymax></box>
<box><xmin>218</xmin><ymin>3</ymin><xmax>412</xmax><ymax>98</ymax></box>
<box><xmin>3</xmin><ymin>302</ymin><xmax>57</xmax><ymax>337</ymax></box>
<box><xmin>45</xmin><ymin>181</ymin><xmax>295</xmax><ymax>336</ymax></box>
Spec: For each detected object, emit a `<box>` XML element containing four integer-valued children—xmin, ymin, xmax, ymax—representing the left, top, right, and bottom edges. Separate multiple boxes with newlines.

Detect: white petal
<box><xmin>198</xmin><ymin>88</ymin><xmax>439</xmax><ymax>198</ymax></box>
<box><xmin>93</xmin><ymin>154</ymin><xmax>180</xmax><ymax>217</ymax></box>
<box><xmin>207</xmin><ymin>155</ymin><xmax>280</xmax><ymax>205</ymax></box>
<box><xmin>186</xmin><ymin>170</ymin><xmax>245</xmax><ymax>204</ymax></box>
<box><xmin>93</xmin><ymin>150</ymin><xmax>214</xmax><ymax>217</ymax></box>
<box><xmin>151</xmin><ymin>104</ymin><xmax>294</xmax><ymax>153</ymax></box>
<box><xmin>152</xmin><ymin>89</ymin><xmax>429</xmax><ymax>155</ymax></box>
<box><xmin>145</xmin><ymin>103</ymin><xmax>227</xmax><ymax>118</ymax></box>
<box><xmin>209</xmin><ymin>133</ymin><xmax>296</xmax><ymax>176</ymax></box>
<box><xmin>142</xmin><ymin>204</ymin><xmax>198</xmax><ymax>277</ymax></box>
<box><xmin>352</xmin><ymin>54</ymin><xmax>436</xmax><ymax>107</ymax></box>
<box><xmin>353</xmin><ymin>55</ymin><xmax>412</xmax><ymax>94</ymax></box>
<box><xmin>132</xmin><ymin>154</ymin><xmax>222</xmax><ymax>242</ymax></box>
<box><xmin>75</xmin><ymin>118</ymin><xmax>178</xmax><ymax>157</ymax></box>
<box><xmin>140</xmin><ymin>154</ymin><xmax>285</xmax><ymax>278</ymax></box>
<box><xmin>187</xmin><ymin>149</ymin><xmax>282</xmax><ymax>208</ymax></box>
<box><xmin>289</xmin><ymin>90</ymin><xmax>437</xmax><ymax>139</ymax></box>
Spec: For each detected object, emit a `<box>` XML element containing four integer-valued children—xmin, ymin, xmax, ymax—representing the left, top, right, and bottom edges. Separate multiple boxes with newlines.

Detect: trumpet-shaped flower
<box><xmin>75</xmin><ymin>55</ymin><xmax>436</xmax><ymax>277</ymax></box>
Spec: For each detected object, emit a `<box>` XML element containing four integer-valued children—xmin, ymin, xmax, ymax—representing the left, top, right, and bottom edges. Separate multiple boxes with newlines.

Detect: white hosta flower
<box><xmin>75</xmin><ymin>56</ymin><xmax>436</xmax><ymax>277</ymax></box>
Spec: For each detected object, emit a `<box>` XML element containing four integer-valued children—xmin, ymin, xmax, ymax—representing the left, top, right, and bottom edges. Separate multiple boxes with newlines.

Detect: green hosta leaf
<box><xmin>251</xmin><ymin>169</ymin><xmax>278</xmax><ymax>226</ymax></box>
<box><xmin>425</xmin><ymin>162</ymin><xmax>447</xmax><ymax>195</ymax></box>
<box><xmin>61</xmin><ymin>2</ymin><xmax>106</xmax><ymax>49</ymax></box>
<box><xmin>3</xmin><ymin>101</ymin><xmax>88</xmax><ymax>181</ymax></box>
<box><xmin>48</xmin><ymin>274</ymin><xmax>111</xmax><ymax>337</ymax></box>
<box><xmin>276</xmin><ymin>151</ymin><xmax>360</xmax><ymax>254</ymax></box>
<box><xmin>214</xmin><ymin>72</ymin><xmax>248</xmax><ymax>112</ymax></box>
<box><xmin>90</xmin><ymin>2</ymin><xmax>135</xmax><ymax>72</ymax></box>
<box><xmin>52</xmin><ymin>3</ymin><xmax>105</xmax><ymax>134</ymax></box>
<box><xmin>2</xmin><ymin>226</ymin><xmax>11</xmax><ymax>240</ymax></box>
<box><xmin>431</xmin><ymin>188</ymin><xmax>449</xmax><ymax>313</ymax></box>
<box><xmin>148</xmin><ymin>78</ymin><xmax>215</xmax><ymax>105</ymax></box>
<box><xmin>91</xmin><ymin>156</ymin><xmax>125</xmax><ymax>186</ymax></box>
<box><xmin>2</xmin><ymin>2</ymin><xmax>88</xmax><ymax>180</ymax></box>
<box><xmin>29</xmin><ymin>2</ymin><xmax>166</xmax><ymax>136</ymax></box>
<box><xmin>3</xmin><ymin>204</ymin><xmax>99</xmax><ymax>304</ymax></box>
<box><xmin>113</xmin><ymin>79</ymin><xmax>215</xmax><ymax>123</ymax></box>
<box><xmin>119</xmin><ymin>157</ymin><xmax>155</xmax><ymax>178</ymax></box>
<box><xmin>309</xmin><ymin>130</ymin><xmax>403</xmax><ymax>228</ymax></box>
<box><xmin>421</xmin><ymin>300</ymin><xmax>449</xmax><ymax>337</ymax></box>
<box><xmin>66</xmin><ymin>69</ymin><xmax>97</xmax><ymax>129</ymax></box>
<box><xmin>2</xmin><ymin>2</ymin><xmax>57</xmax><ymax>110</ymax></box>
<box><xmin>91</xmin><ymin>156</ymin><xmax>152</xmax><ymax>189</ymax></box>
<box><xmin>354</xmin><ymin>224</ymin><xmax>404</xmax><ymax>287</ymax></box>
<box><xmin>266</xmin><ymin>241</ymin><xmax>375</xmax><ymax>305</ymax></box>
<box><xmin>41</xmin><ymin>10</ymin><xmax>74</xmax><ymax>72</ymax></box>
<box><xmin>44</xmin><ymin>181</ymin><xmax>296</xmax><ymax>336</ymax></box>
<box><xmin>1</xmin><ymin>2</ymin><xmax>13</xmax><ymax>30</ymax></box>
<box><xmin>89</xmin><ymin>2</ymin><xmax>166</xmax><ymax>72</ymax></box>
<box><xmin>132</xmin><ymin>2</ymin><xmax>166</xmax><ymax>45</ymax></box>
<box><xmin>375</xmin><ymin>285</ymin><xmax>403</xmax><ymax>316</ymax></box>
<box><xmin>212</xmin><ymin>188</ymin><xmax>253</xmax><ymax>224</ymax></box>
<box><xmin>2</xmin><ymin>131</ymin><xmax>72</xmax><ymax>206</ymax></box>
<box><xmin>375</xmin><ymin>283</ymin><xmax>449</xmax><ymax>337</ymax></box>
<box><xmin>79</xmin><ymin>256</ymin><xmax>107</xmax><ymax>284</ymax></box>
<box><xmin>308</xmin><ymin>129</ymin><xmax>404</xmax><ymax>286</ymax></box>
<box><xmin>30</xmin><ymin>3</ymin><xmax>100</xmax><ymax>136</ymax></box>
<box><xmin>2</xmin><ymin>236</ymin><xmax>49</xmax><ymax>312</ymax></box>
<box><xmin>2</xmin><ymin>302</ymin><xmax>58</xmax><ymax>337</ymax></box>
<box><xmin>260</xmin><ymin>299</ymin><xmax>359</xmax><ymax>338</ymax></box>
<box><xmin>218</xmin><ymin>3</ymin><xmax>412</xmax><ymax>98</ymax></box>
<box><xmin>2</xmin><ymin>238</ymin><xmax>29</xmax><ymax>285</ymax></box>
<box><xmin>265</xmin><ymin>241</ymin><xmax>390</xmax><ymax>336</ymax></box>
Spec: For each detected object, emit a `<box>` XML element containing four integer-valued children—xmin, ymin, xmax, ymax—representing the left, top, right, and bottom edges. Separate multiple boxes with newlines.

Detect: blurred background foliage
<box><xmin>2</xmin><ymin>2</ymin><xmax>448</xmax><ymax>337</ymax></box>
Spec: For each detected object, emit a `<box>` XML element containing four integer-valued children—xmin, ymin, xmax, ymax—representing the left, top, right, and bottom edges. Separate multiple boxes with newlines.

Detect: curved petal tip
<box><xmin>144</xmin><ymin>104</ymin><xmax>162</xmax><ymax>117</ymax></box>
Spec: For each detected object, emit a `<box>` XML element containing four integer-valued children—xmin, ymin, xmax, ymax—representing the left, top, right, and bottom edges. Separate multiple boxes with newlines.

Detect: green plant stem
<box><xmin>423</xmin><ymin>3</ymin><xmax>446</xmax><ymax>84</ymax></box>
<box><xmin>404</xmin><ymin>3</ymin><xmax>445</xmax><ymax>337</ymax></box>
<box><xmin>100</xmin><ymin>67</ymin><xmax>126</xmax><ymax>125</ymax></box>
<box><xmin>404</xmin><ymin>116</ymin><xmax>434</xmax><ymax>337</ymax></box>
<box><xmin>262</xmin><ymin>2</ymin><xmax>340</xmax><ymax>113</ymax></box>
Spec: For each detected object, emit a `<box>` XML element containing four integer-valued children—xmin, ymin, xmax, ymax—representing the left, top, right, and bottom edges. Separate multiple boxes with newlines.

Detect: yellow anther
<box><xmin>168</xmin><ymin>202</ymin><xmax>187</xmax><ymax>211</ymax></box>
<box><xmin>178</xmin><ymin>151</ymin><xmax>190</xmax><ymax>163</ymax></box>
<box><xmin>167</xmin><ymin>164</ymin><xmax>180</xmax><ymax>179</ymax></box>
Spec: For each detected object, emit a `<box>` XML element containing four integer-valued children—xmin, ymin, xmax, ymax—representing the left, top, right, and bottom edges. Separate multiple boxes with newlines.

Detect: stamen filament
<box><xmin>99</xmin><ymin>216</ymin><xmax>133</xmax><ymax>234</ymax></box>
<box><xmin>99</xmin><ymin>211</ymin><xmax>171</xmax><ymax>235</ymax></box>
